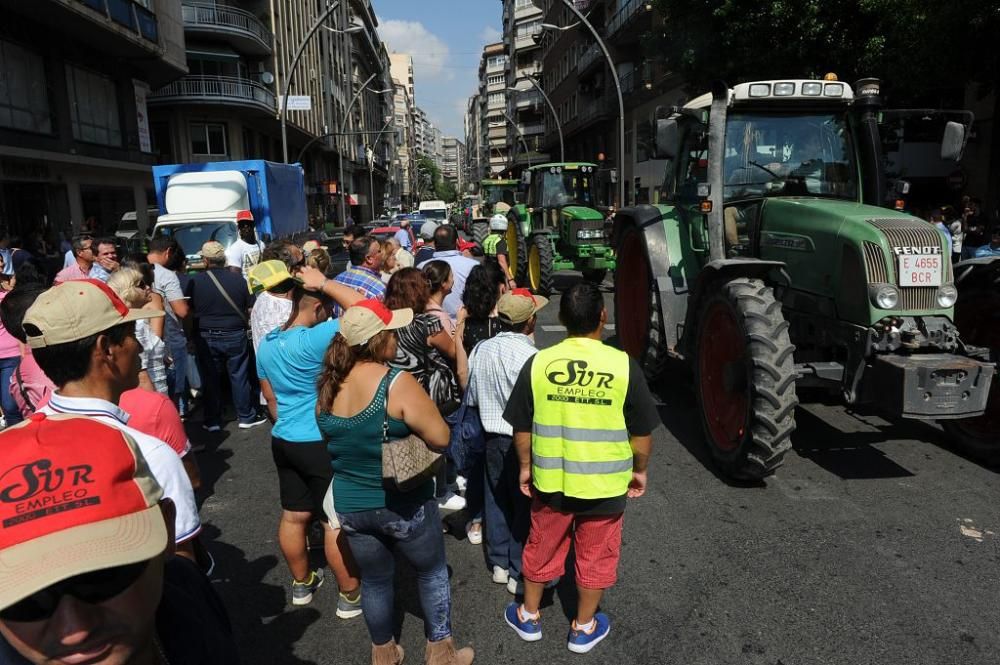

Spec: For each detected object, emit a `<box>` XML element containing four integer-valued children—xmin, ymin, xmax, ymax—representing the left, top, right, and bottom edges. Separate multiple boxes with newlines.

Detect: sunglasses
<box><xmin>0</xmin><ymin>560</ymin><xmax>148</xmax><ymax>622</ymax></box>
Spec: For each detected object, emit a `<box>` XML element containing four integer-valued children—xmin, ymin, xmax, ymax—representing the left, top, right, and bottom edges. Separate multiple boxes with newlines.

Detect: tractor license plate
<box><xmin>898</xmin><ymin>254</ymin><xmax>942</xmax><ymax>287</ymax></box>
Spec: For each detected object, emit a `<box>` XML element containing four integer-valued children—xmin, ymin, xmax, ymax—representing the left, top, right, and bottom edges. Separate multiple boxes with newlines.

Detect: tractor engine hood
<box><xmin>759</xmin><ymin>199</ymin><xmax>953</xmax><ymax>321</ymax></box>
<box><xmin>560</xmin><ymin>205</ymin><xmax>604</xmax><ymax>221</ymax></box>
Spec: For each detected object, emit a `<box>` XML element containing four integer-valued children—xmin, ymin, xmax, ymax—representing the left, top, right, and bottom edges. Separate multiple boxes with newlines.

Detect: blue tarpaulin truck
<box><xmin>151</xmin><ymin>160</ymin><xmax>307</xmax><ymax>263</ymax></box>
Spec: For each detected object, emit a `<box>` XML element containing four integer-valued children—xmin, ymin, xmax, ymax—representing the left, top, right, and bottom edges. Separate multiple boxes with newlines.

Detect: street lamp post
<box><xmin>507</xmin><ymin>79</ymin><xmax>563</xmax><ymax>162</ymax></box>
<box><xmin>368</xmin><ymin>114</ymin><xmax>395</xmax><ymax>222</ymax></box>
<box><xmin>337</xmin><ymin>74</ymin><xmax>393</xmax><ymax>225</ymax></box>
<box><xmin>541</xmin><ymin>0</ymin><xmax>626</xmax><ymax>208</ymax></box>
<box><xmin>280</xmin><ymin>1</ymin><xmax>346</xmax><ymax>164</ymax></box>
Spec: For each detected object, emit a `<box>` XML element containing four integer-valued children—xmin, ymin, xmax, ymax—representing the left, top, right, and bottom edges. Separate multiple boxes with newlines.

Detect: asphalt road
<box><xmin>193</xmin><ymin>272</ymin><xmax>1000</xmax><ymax>665</ymax></box>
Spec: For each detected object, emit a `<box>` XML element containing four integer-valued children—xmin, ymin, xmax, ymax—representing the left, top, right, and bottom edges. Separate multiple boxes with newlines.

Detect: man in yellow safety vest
<box><xmin>501</xmin><ymin>281</ymin><xmax>657</xmax><ymax>654</ymax></box>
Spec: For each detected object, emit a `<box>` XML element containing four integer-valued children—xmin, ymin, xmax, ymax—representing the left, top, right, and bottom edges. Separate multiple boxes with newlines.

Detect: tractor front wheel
<box><xmin>506</xmin><ymin>215</ymin><xmax>528</xmax><ymax>286</ymax></box>
<box><xmin>694</xmin><ymin>278</ymin><xmax>798</xmax><ymax>480</ymax></box>
<box><xmin>528</xmin><ymin>234</ymin><xmax>554</xmax><ymax>296</ymax></box>
<box><xmin>941</xmin><ymin>274</ymin><xmax>1000</xmax><ymax>464</ymax></box>
<box><xmin>472</xmin><ymin>221</ymin><xmax>489</xmax><ymax>246</ymax></box>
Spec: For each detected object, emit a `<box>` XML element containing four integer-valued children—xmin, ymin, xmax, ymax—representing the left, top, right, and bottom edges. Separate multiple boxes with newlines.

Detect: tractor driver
<box><xmin>765</xmin><ymin>130</ymin><xmax>826</xmax><ymax>192</ymax></box>
<box><xmin>484</xmin><ymin>213</ymin><xmax>515</xmax><ymax>287</ymax></box>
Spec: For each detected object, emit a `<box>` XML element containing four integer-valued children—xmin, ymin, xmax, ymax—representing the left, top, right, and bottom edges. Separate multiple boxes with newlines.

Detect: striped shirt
<box><xmin>467</xmin><ymin>332</ymin><xmax>538</xmax><ymax>436</ymax></box>
<box><xmin>331</xmin><ymin>265</ymin><xmax>385</xmax><ymax>317</ymax></box>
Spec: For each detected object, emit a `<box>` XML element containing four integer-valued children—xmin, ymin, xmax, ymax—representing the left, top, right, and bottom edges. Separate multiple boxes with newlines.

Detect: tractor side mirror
<box><xmin>941</xmin><ymin>121</ymin><xmax>966</xmax><ymax>161</ymax></box>
<box><xmin>654</xmin><ymin>118</ymin><xmax>679</xmax><ymax>160</ymax></box>
<box><xmin>521</xmin><ymin>171</ymin><xmax>532</xmax><ymax>186</ymax></box>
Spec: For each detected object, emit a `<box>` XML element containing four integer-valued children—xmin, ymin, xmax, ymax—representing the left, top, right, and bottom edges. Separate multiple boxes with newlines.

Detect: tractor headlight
<box><xmin>576</xmin><ymin>228</ymin><xmax>601</xmax><ymax>240</ymax></box>
<box><xmin>870</xmin><ymin>284</ymin><xmax>899</xmax><ymax>310</ymax></box>
<box><xmin>936</xmin><ymin>284</ymin><xmax>958</xmax><ymax>308</ymax></box>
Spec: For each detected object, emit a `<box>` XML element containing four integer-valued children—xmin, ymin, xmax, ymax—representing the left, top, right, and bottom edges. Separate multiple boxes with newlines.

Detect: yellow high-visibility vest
<box><xmin>529</xmin><ymin>337</ymin><xmax>632</xmax><ymax>499</ymax></box>
<box><xmin>483</xmin><ymin>233</ymin><xmax>502</xmax><ymax>257</ymax></box>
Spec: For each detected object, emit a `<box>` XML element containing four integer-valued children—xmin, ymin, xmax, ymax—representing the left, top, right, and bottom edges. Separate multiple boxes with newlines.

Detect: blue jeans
<box><xmin>195</xmin><ymin>329</ymin><xmax>256</xmax><ymax>426</ymax></box>
<box><xmin>338</xmin><ymin>499</ymin><xmax>453</xmax><ymax>644</ymax></box>
<box><xmin>0</xmin><ymin>356</ymin><xmax>23</xmax><ymax>425</ymax></box>
<box><xmin>483</xmin><ymin>434</ymin><xmax>530</xmax><ymax>580</ymax></box>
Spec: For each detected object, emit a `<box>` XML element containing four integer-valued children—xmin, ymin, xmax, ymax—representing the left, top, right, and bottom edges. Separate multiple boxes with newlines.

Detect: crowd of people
<box><xmin>0</xmin><ymin>216</ymin><xmax>657</xmax><ymax>665</ymax></box>
<box><xmin>919</xmin><ymin>195</ymin><xmax>1000</xmax><ymax>261</ymax></box>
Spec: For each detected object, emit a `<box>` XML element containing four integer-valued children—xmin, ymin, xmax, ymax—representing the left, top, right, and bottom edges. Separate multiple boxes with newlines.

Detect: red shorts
<box><xmin>521</xmin><ymin>497</ymin><xmax>624</xmax><ymax>590</ymax></box>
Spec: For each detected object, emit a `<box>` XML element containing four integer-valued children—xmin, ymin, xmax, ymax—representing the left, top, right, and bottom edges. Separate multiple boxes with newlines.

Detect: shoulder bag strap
<box><xmin>382</xmin><ymin>367</ymin><xmax>401</xmax><ymax>443</ymax></box>
<box><xmin>205</xmin><ymin>270</ymin><xmax>248</xmax><ymax>326</ymax></box>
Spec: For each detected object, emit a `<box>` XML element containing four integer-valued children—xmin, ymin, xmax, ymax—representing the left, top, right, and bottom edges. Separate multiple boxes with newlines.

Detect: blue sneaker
<box><xmin>504</xmin><ymin>602</ymin><xmax>542</xmax><ymax>642</ymax></box>
<box><xmin>567</xmin><ymin>613</ymin><xmax>610</xmax><ymax>654</ymax></box>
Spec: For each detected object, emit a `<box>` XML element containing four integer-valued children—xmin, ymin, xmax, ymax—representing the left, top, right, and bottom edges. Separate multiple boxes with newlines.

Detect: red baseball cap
<box><xmin>339</xmin><ymin>298</ymin><xmax>413</xmax><ymax>346</ymax></box>
<box><xmin>0</xmin><ymin>414</ymin><xmax>167</xmax><ymax>611</ymax></box>
<box><xmin>23</xmin><ymin>280</ymin><xmax>163</xmax><ymax>349</ymax></box>
<box><xmin>457</xmin><ymin>238</ymin><xmax>476</xmax><ymax>252</ymax></box>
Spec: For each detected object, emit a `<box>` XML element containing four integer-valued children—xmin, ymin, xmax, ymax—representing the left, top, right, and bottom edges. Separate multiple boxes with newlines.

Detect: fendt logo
<box><xmin>892</xmin><ymin>246</ymin><xmax>942</xmax><ymax>255</ymax></box>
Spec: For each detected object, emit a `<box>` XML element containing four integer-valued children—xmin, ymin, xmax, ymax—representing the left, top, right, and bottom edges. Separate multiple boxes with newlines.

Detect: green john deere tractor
<box><xmin>612</xmin><ymin>77</ymin><xmax>999</xmax><ymax>480</ymax></box>
<box><xmin>471</xmin><ymin>179</ymin><xmax>520</xmax><ymax>245</ymax></box>
<box><xmin>507</xmin><ymin>163</ymin><xmax>616</xmax><ymax>295</ymax></box>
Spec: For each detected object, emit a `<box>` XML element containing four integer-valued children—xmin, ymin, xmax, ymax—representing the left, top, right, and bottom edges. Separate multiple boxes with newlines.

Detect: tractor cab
<box><xmin>506</xmin><ymin>162</ymin><xmax>615</xmax><ymax>294</ymax></box>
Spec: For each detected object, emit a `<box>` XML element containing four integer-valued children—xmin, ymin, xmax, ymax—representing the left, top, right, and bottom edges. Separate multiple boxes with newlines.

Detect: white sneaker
<box><xmin>492</xmin><ymin>566</ymin><xmax>509</xmax><ymax>584</ymax></box>
<box><xmin>454</xmin><ymin>475</ymin><xmax>468</xmax><ymax>493</ymax></box>
<box><xmin>437</xmin><ymin>491</ymin><xmax>466</xmax><ymax>515</ymax></box>
<box><xmin>466</xmin><ymin>521</ymin><xmax>483</xmax><ymax>545</ymax></box>
<box><xmin>507</xmin><ymin>577</ymin><xmax>521</xmax><ymax>595</ymax></box>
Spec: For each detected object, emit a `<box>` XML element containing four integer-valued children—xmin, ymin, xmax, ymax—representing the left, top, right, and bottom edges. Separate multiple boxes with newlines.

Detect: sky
<box><xmin>375</xmin><ymin>0</ymin><xmax>503</xmax><ymax>140</ymax></box>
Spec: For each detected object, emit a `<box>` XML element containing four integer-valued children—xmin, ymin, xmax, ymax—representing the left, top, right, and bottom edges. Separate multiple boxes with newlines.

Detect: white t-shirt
<box><xmin>153</xmin><ymin>263</ymin><xmax>187</xmax><ymax>349</ymax></box>
<box><xmin>41</xmin><ymin>394</ymin><xmax>202</xmax><ymax>544</ymax></box>
<box><xmin>226</xmin><ymin>239</ymin><xmax>265</xmax><ymax>278</ymax></box>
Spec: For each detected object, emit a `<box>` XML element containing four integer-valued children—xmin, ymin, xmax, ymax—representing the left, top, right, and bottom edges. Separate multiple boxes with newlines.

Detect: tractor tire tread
<box><xmin>698</xmin><ymin>277</ymin><xmax>798</xmax><ymax>481</ymax></box>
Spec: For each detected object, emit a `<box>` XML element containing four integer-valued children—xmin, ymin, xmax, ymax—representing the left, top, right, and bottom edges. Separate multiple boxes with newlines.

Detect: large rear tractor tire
<box><xmin>527</xmin><ymin>234</ymin><xmax>555</xmax><ymax>296</ymax></box>
<box><xmin>614</xmin><ymin>225</ymin><xmax>670</xmax><ymax>382</ymax></box>
<box><xmin>472</xmin><ymin>221</ymin><xmax>489</xmax><ymax>246</ymax></box>
<box><xmin>941</xmin><ymin>266</ymin><xmax>1000</xmax><ymax>464</ymax></box>
<box><xmin>507</xmin><ymin>215</ymin><xmax>528</xmax><ymax>286</ymax></box>
<box><xmin>694</xmin><ymin>278</ymin><xmax>798</xmax><ymax>480</ymax></box>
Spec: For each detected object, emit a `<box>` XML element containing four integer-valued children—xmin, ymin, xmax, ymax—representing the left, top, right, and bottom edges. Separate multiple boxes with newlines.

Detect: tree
<box><xmin>436</xmin><ymin>179</ymin><xmax>457</xmax><ymax>203</ymax></box>
<box><xmin>650</xmin><ymin>0</ymin><xmax>1000</xmax><ymax>102</ymax></box>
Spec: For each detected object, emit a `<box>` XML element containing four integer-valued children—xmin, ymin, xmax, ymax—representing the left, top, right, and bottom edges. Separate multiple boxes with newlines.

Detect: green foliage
<box><xmin>651</xmin><ymin>0</ymin><xmax>1000</xmax><ymax>100</ymax></box>
<box><xmin>436</xmin><ymin>179</ymin><xmax>457</xmax><ymax>203</ymax></box>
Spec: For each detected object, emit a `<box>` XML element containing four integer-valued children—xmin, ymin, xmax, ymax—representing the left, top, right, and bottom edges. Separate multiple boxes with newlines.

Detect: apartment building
<box><xmin>479</xmin><ymin>42</ymin><xmax>509</xmax><ymax>177</ymax></box>
<box><xmin>441</xmin><ymin>136</ymin><xmax>465</xmax><ymax>192</ymax></box>
<box><xmin>389</xmin><ymin>53</ymin><xmax>417</xmax><ymax>208</ymax></box>
<box><xmin>464</xmin><ymin>92</ymin><xmax>483</xmax><ymax>186</ymax></box>
<box><xmin>0</xmin><ymin>0</ymin><xmax>186</xmax><ymax>240</ymax></box>
<box><xmin>537</xmin><ymin>0</ymin><xmax>682</xmax><ymax>207</ymax></box>
<box><xmin>502</xmin><ymin>0</ymin><xmax>548</xmax><ymax>173</ymax></box>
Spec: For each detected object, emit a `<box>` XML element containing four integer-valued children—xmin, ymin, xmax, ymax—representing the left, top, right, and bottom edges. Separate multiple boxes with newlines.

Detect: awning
<box><xmin>346</xmin><ymin>195</ymin><xmax>359</xmax><ymax>206</ymax></box>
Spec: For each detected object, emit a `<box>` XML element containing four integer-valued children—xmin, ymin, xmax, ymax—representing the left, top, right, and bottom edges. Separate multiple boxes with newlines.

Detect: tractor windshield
<box><xmin>537</xmin><ymin>170</ymin><xmax>595</xmax><ymax>208</ymax></box>
<box><xmin>723</xmin><ymin>112</ymin><xmax>858</xmax><ymax>201</ymax></box>
<box><xmin>484</xmin><ymin>186</ymin><xmax>516</xmax><ymax>206</ymax></box>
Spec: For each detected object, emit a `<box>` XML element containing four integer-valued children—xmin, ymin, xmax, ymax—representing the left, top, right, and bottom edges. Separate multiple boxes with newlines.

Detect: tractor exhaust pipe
<box><xmin>707</xmin><ymin>80</ymin><xmax>729</xmax><ymax>263</ymax></box>
<box><xmin>854</xmin><ymin>78</ymin><xmax>886</xmax><ymax>207</ymax></box>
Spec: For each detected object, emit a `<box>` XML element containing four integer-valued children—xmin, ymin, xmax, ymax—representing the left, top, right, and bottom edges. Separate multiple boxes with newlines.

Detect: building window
<box><xmin>66</xmin><ymin>64</ymin><xmax>122</xmax><ymax>146</ymax></box>
<box><xmin>488</xmin><ymin>74</ymin><xmax>504</xmax><ymax>86</ymax></box>
<box><xmin>516</xmin><ymin>0</ymin><xmax>534</xmax><ymax>8</ymax></box>
<box><xmin>0</xmin><ymin>40</ymin><xmax>52</xmax><ymax>134</ymax></box>
<box><xmin>191</xmin><ymin>122</ymin><xmax>227</xmax><ymax>155</ymax></box>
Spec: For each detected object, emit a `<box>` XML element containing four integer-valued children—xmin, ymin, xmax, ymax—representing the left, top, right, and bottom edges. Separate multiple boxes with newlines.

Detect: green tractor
<box><xmin>612</xmin><ymin>77</ymin><xmax>999</xmax><ymax>480</ymax></box>
<box><xmin>507</xmin><ymin>163</ymin><xmax>616</xmax><ymax>295</ymax></box>
<box><xmin>470</xmin><ymin>178</ymin><xmax>520</xmax><ymax>245</ymax></box>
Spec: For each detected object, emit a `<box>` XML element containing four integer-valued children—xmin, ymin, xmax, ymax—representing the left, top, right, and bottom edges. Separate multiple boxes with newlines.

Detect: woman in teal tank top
<box><xmin>316</xmin><ymin>299</ymin><xmax>475</xmax><ymax>665</ymax></box>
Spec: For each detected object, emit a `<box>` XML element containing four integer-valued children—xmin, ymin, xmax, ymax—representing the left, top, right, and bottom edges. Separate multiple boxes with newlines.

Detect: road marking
<box><xmin>541</xmin><ymin>324</ymin><xmax>616</xmax><ymax>332</ymax></box>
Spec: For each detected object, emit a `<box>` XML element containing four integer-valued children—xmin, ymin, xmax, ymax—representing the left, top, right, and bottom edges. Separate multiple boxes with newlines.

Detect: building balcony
<box><xmin>514</xmin><ymin>2</ymin><xmax>542</xmax><ymax>20</ymax></box>
<box><xmin>607</xmin><ymin>0</ymin><xmax>653</xmax><ymax>42</ymax></box>
<box><xmin>512</xmin><ymin>90</ymin><xmax>542</xmax><ymax>109</ymax></box>
<box><xmin>182</xmin><ymin>2</ymin><xmax>273</xmax><ymax>56</ymax></box>
<box><xmin>486</xmin><ymin>61</ymin><xmax>507</xmax><ymax>74</ymax></box>
<box><xmin>577</xmin><ymin>43</ymin><xmax>602</xmax><ymax>77</ymax></box>
<box><xmin>514</xmin><ymin>30</ymin><xmax>542</xmax><ymax>50</ymax></box>
<box><xmin>517</xmin><ymin>122</ymin><xmax>546</xmax><ymax>136</ymax></box>
<box><xmin>488</xmin><ymin>126</ymin><xmax>507</xmax><ymax>139</ymax></box>
<box><xmin>149</xmin><ymin>75</ymin><xmax>276</xmax><ymax>115</ymax></box>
